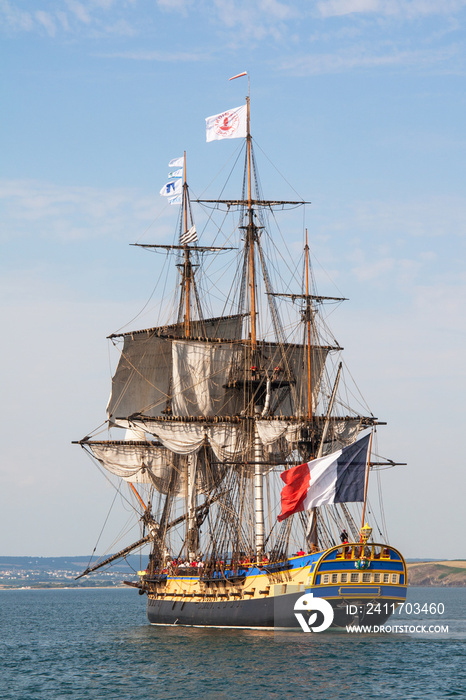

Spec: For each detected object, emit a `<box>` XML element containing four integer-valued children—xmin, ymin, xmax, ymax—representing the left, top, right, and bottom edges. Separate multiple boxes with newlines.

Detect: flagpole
<box><xmin>360</xmin><ymin>430</ymin><xmax>374</xmax><ymax>532</ymax></box>
<box><xmin>226</xmin><ymin>71</ymin><xmax>255</xmax><ymax>346</ymax></box>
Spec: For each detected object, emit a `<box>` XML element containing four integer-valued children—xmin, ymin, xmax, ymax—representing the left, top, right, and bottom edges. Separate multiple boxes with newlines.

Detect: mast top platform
<box><xmin>131</xmin><ymin>243</ymin><xmax>235</xmax><ymax>252</ymax></box>
<box><xmin>267</xmin><ymin>292</ymin><xmax>348</xmax><ymax>303</ymax></box>
<box><xmin>196</xmin><ymin>199</ymin><xmax>310</xmax><ymax>209</ymax></box>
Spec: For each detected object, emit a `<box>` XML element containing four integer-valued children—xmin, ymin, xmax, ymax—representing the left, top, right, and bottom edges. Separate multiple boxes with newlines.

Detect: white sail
<box><xmin>321</xmin><ymin>418</ymin><xmax>365</xmax><ymax>454</ymax></box>
<box><xmin>107</xmin><ymin>336</ymin><xmax>172</xmax><ymax>421</ymax></box>
<box><xmin>171</xmin><ymin>340</ymin><xmax>241</xmax><ymax>417</ymax></box>
<box><xmin>107</xmin><ymin>315</ymin><xmax>244</xmax><ymax>422</ymax></box>
<box><xmin>88</xmin><ymin>442</ymin><xmax>172</xmax><ymax>487</ymax></box>
<box><xmin>132</xmin><ymin>420</ymin><xmax>247</xmax><ymax>460</ymax></box>
<box><xmin>85</xmin><ymin>440</ymin><xmax>229</xmax><ymax>496</ymax></box>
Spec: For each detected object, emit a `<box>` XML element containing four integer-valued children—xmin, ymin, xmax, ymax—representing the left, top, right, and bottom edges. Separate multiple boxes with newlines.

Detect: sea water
<box><xmin>0</xmin><ymin>586</ymin><xmax>464</xmax><ymax>700</ymax></box>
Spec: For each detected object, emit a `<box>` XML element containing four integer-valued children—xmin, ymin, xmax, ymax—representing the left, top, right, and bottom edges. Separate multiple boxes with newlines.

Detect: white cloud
<box><xmin>2</xmin><ymin>0</ymin><xmax>466</xmax><ymax>65</ymax></box>
<box><xmin>157</xmin><ymin>0</ymin><xmax>193</xmax><ymax>12</ymax></box>
<box><xmin>0</xmin><ymin>179</ymin><xmax>169</xmax><ymax>243</ymax></box>
<box><xmin>91</xmin><ymin>0</ymin><xmax>117</xmax><ymax>8</ymax></box>
<box><xmin>0</xmin><ymin>0</ymin><xmax>33</xmax><ymax>31</ymax></box>
<box><xmin>0</xmin><ymin>1</ymin><xmax>145</xmax><ymax>39</ymax></box>
<box><xmin>35</xmin><ymin>10</ymin><xmax>56</xmax><ymax>36</ymax></box>
<box><xmin>306</xmin><ymin>193</ymin><xmax>466</xmax><ymax>307</ymax></box>
<box><xmin>101</xmin><ymin>18</ymin><xmax>136</xmax><ymax>36</ymax></box>
<box><xmin>316</xmin><ymin>0</ymin><xmax>466</xmax><ymax>19</ymax></box>
<box><xmin>66</xmin><ymin>0</ymin><xmax>92</xmax><ymax>24</ymax></box>
<box><xmin>259</xmin><ymin>0</ymin><xmax>296</xmax><ymax>20</ymax></box>
<box><xmin>56</xmin><ymin>10</ymin><xmax>70</xmax><ymax>31</ymax></box>
<box><xmin>102</xmin><ymin>48</ymin><xmax>209</xmax><ymax>60</ymax></box>
<box><xmin>211</xmin><ymin>0</ymin><xmax>295</xmax><ymax>42</ymax></box>
<box><xmin>279</xmin><ymin>44</ymin><xmax>460</xmax><ymax>74</ymax></box>
<box><xmin>349</xmin><ymin>196</ymin><xmax>466</xmax><ymax>240</ymax></box>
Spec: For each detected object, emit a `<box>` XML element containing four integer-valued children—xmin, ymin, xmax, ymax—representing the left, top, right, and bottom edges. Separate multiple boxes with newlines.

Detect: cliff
<box><xmin>406</xmin><ymin>560</ymin><xmax>466</xmax><ymax>586</ymax></box>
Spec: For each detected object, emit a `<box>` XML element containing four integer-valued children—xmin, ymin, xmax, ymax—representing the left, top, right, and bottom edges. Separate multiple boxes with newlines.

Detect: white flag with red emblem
<box><xmin>205</xmin><ymin>105</ymin><xmax>247</xmax><ymax>142</ymax></box>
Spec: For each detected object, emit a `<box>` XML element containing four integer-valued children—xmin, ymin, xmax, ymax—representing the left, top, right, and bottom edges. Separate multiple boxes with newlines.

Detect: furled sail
<box><xmin>108</xmin><ymin>314</ymin><xmax>338</xmax><ymax>424</ymax></box>
<box><xmin>248</xmin><ymin>342</ymin><xmax>332</xmax><ymax>415</ymax></box>
<box><xmin>87</xmin><ymin>442</ymin><xmax>172</xmax><ymax>487</ymax></box>
<box><xmin>171</xmin><ymin>340</ymin><xmax>242</xmax><ymax>417</ymax></box>
<box><xmin>83</xmin><ymin>440</ymin><xmax>228</xmax><ymax>496</ymax></box>
<box><xmin>131</xmin><ymin>415</ymin><xmax>364</xmax><ymax>464</ymax></box>
<box><xmin>256</xmin><ymin>417</ymin><xmax>365</xmax><ymax>459</ymax></box>
<box><xmin>132</xmin><ymin>420</ymin><xmax>248</xmax><ymax>461</ymax></box>
<box><xmin>322</xmin><ymin>418</ymin><xmax>365</xmax><ymax>453</ymax></box>
<box><xmin>107</xmin><ymin>314</ymin><xmax>244</xmax><ymax>422</ymax></box>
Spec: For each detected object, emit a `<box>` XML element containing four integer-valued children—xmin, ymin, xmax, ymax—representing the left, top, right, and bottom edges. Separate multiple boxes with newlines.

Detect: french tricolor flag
<box><xmin>277</xmin><ymin>434</ymin><xmax>371</xmax><ymax>522</ymax></box>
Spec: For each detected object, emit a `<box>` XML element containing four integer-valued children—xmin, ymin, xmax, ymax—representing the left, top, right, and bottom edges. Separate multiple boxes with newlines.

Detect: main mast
<box><xmin>243</xmin><ymin>94</ymin><xmax>265</xmax><ymax>561</ymax></box>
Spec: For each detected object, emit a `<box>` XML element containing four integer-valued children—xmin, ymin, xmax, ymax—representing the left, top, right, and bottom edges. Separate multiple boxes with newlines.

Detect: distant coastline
<box><xmin>0</xmin><ymin>586</ymin><xmax>128</xmax><ymax>591</ymax></box>
<box><xmin>0</xmin><ymin>554</ymin><xmax>143</xmax><ymax>589</ymax></box>
<box><xmin>1</xmin><ymin>556</ymin><xmax>465</xmax><ymax>588</ymax></box>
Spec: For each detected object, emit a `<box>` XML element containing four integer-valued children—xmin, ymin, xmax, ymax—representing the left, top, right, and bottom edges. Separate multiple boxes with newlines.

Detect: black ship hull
<box><xmin>147</xmin><ymin>590</ymin><xmax>405</xmax><ymax>629</ymax></box>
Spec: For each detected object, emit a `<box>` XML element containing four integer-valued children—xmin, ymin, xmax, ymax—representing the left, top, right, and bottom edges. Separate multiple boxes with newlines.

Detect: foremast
<box><xmin>179</xmin><ymin>151</ymin><xmax>194</xmax><ymax>339</ymax></box>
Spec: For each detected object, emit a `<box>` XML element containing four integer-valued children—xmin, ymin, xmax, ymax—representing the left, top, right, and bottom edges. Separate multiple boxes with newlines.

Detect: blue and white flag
<box><xmin>168</xmin><ymin>195</ymin><xmax>182</xmax><ymax>205</ymax></box>
<box><xmin>168</xmin><ymin>168</ymin><xmax>183</xmax><ymax>179</ymax></box>
<box><xmin>160</xmin><ymin>179</ymin><xmax>182</xmax><ymax>197</ymax></box>
<box><xmin>168</xmin><ymin>157</ymin><xmax>183</xmax><ymax>168</ymax></box>
<box><xmin>278</xmin><ymin>434</ymin><xmax>370</xmax><ymax>521</ymax></box>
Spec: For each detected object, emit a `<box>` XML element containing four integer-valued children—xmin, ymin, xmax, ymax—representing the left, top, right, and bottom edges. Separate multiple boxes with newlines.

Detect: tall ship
<box><xmin>75</xmin><ymin>87</ymin><xmax>407</xmax><ymax>629</ymax></box>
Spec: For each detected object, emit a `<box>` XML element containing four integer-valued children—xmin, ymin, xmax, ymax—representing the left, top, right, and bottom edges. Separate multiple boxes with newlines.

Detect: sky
<box><xmin>1</xmin><ymin>0</ymin><xmax>465</xmax><ymax>560</ymax></box>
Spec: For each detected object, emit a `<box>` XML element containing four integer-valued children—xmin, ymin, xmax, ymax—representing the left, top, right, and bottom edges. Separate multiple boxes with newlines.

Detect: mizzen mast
<box><xmin>304</xmin><ymin>229</ymin><xmax>318</xmax><ymax>549</ymax></box>
<box><xmin>305</xmin><ymin>229</ymin><xmax>312</xmax><ymax>421</ymax></box>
